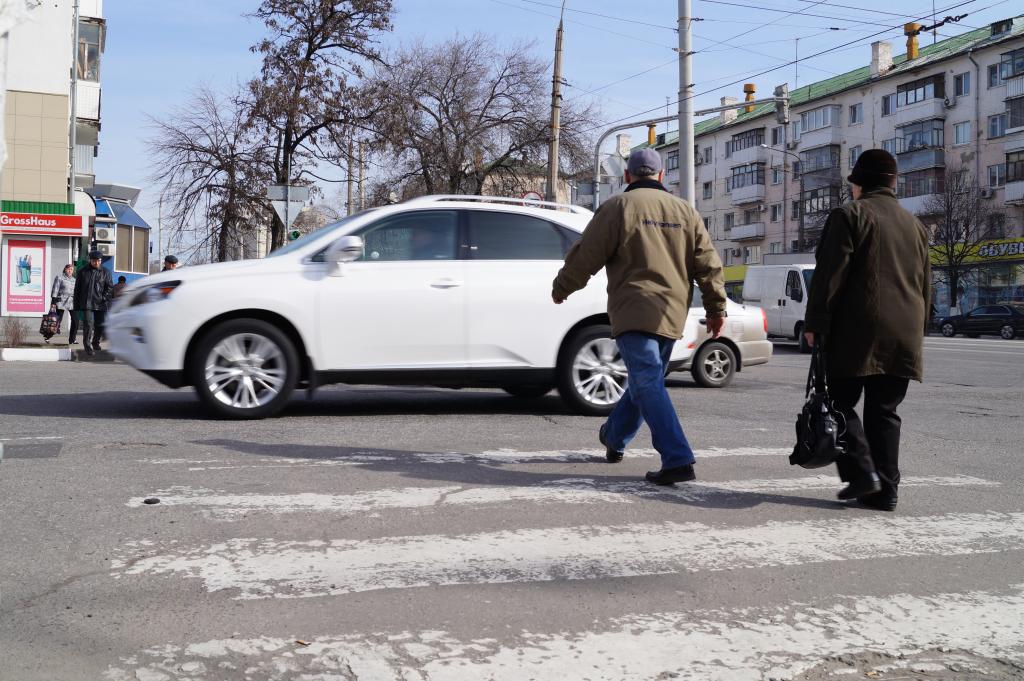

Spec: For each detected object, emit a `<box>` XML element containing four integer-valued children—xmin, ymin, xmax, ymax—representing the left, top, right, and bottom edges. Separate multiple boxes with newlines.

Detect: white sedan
<box><xmin>107</xmin><ymin>196</ymin><xmax>764</xmax><ymax>419</ymax></box>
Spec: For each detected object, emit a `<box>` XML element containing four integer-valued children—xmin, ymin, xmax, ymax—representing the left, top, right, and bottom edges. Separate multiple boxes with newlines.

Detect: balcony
<box><xmin>1005</xmin><ymin>131</ymin><xmax>1024</xmax><ymax>154</ymax></box>
<box><xmin>730</xmin><ymin>182</ymin><xmax>766</xmax><ymax>205</ymax></box>
<box><xmin>894</xmin><ymin>98</ymin><xmax>946</xmax><ymax>127</ymax></box>
<box><xmin>730</xmin><ymin>222</ymin><xmax>765</xmax><ymax>241</ymax></box>
<box><xmin>1007</xmin><ymin>75</ymin><xmax>1024</xmax><ymax>100</ymax></box>
<box><xmin>76</xmin><ymin>81</ymin><xmax>101</xmax><ymax>121</ymax></box>
<box><xmin>797</xmin><ymin>124</ymin><xmax>842</xmax><ymax>150</ymax></box>
<box><xmin>728</xmin><ymin>143</ymin><xmax>768</xmax><ymax>166</ymax></box>
<box><xmin>898</xmin><ymin>148</ymin><xmax>945</xmax><ymax>172</ymax></box>
<box><xmin>1005</xmin><ymin>181</ymin><xmax>1024</xmax><ymax>204</ymax></box>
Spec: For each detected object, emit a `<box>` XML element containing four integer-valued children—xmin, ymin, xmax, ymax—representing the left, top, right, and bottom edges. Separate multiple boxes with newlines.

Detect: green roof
<box><xmin>635</xmin><ymin>15</ymin><xmax>1024</xmax><ymax>151</ymax></box>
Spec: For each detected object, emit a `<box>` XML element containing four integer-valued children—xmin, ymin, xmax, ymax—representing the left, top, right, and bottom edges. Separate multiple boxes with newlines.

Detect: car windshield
<box><xmin>265</xmin><ymin>211</ymin><xmax>373</xmax><ymax>258</ymax></box>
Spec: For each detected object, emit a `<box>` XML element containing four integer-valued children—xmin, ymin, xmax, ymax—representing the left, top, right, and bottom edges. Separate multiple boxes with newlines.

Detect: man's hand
<box><xmin>706</xmin><ymin>316</ymin><xmax>725</xmax><ymax>338</ymax></box>
<box><xmin>804</xmin><ymin>331</ymin><xmax>816</xmax><ymax>348</ymax></box>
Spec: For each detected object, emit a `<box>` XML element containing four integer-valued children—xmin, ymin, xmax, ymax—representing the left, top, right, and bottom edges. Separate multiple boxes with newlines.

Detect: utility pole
<box><xmin>546</xmin><ymin>1</ymin><xmax>566</xmax><ymax>203</ymax></box>
<box><xmin>677</xmin><ymin>0</ymin><xmax>694</xmax><ymax>203</ymax></box>
<box><xmin>358</xmin><ymin>141</ymin><xmax>365</xmax><ymax>211</ymax></box>
<box><xmin>346</xmin><ymin>138</ymin><xmax>354</xmax><ymax>216</ymax></box>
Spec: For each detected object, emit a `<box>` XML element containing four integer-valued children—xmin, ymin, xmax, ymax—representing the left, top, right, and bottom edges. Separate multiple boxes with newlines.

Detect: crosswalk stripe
<box><xmin>137</xmin><ymin>446</ymin><xmax>794</xmax><ymax>471</ymax></box>
<box><xmin>104</xmin><ymin>584</ymin><xmax>1024</xmax><ymax>681</ymax></box>
<box><xmin>126</xmin><ymin>475</ymin><xmax>997</xmax><ymax>519</ymax></box>
<box><xmin>110</xmin><ymin>511</ymin><xmax>1024</xmax><ymax>600</ymax></box>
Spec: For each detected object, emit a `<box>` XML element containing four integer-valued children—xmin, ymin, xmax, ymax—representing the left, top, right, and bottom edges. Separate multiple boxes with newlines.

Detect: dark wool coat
<box><xmin>804</xmin><ymin>187</ymin><xmax>931</xmax><ymax>381</ymax></box>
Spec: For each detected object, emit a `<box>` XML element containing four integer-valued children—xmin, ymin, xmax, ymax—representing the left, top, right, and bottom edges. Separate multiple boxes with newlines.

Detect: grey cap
<box><xmin>626</xmin><ymin>148</ymin><xmax>663</xmax><ymax>176</ymax></box>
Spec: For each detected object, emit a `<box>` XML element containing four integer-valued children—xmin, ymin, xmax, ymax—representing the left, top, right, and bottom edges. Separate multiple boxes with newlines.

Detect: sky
<box><xmin>94</xmin><ymin>0</ymin><xmax>1022</xmax><ymax>241</ymax></box>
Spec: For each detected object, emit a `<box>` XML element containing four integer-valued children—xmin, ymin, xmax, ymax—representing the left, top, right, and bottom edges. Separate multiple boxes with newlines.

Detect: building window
<box><xmin>896</xmin><ymin>74</ymin><xmax>945</xmax><ymax>107</ymax></box>
<box><xmin>849</xmin><ymin>145</ymin><xmax>862</xmax><ymax>169</ymax></box>
<box><xmin>744</xmin><ymin>245</ymin><xmax>761</xmax><ymax>265</ymax></box>
<box><xmin>988</xmin><ymin>64</ymin><xmax>1005</xmax><ymax>88</ymax></box>
<box><xmin>899</xmin><ymin>118</ymin><xmax>944</xmax><ymax>151</ymax></box>
<box><xmin>799</xmin><ymin>145</ymin><xmax>839</xmax><ymax>173</ymax></box>
<box><xmin>954</xmin><ymin>121</ymin><xmax>972</xmax><ymax>145</ymax></box>
<box><xmin>771</xmin><ymin>126</ymin><xmax>784</xmax><ymax>146</ymax></box>
<box><xmin>849</xmin><ymin>103</ymin><xmax>863</xmax><ymax>124</ymax></box>
<box><xmin>791</xmin><ymin>201</ymin><xmax>800</xmax><ymax>220</ymax></box>
<box><xmin>703</xmin><ymin>181</ymin><xmax>713</xmax><ymax>199</ymax></box>
<box><xmin>799</xmin><ymin>106</ymin><xmax>839</xmax><ymax>132</ymax></box>
<box><xmin>743</xmin><ymin>208</ymin><xmax>759</xmax><ymax>224</ymax></box>
<box><xmin>986</xmin><ymin>214</ymin><xmax>1007</xmax><ymax>239</ymax></box>
<box><xmin>881</xmin><ymin>93</ymin><xmax>896</xmax><ymax>116</ymax></box>
<box><xmin>999</xmin><ymin>47</ymin><xmax>1024</xmax><ymax>80</ymax></box>
<box><xmin>791</xmin><ymin>160</ymin><xmax>801</xmax><ymax>175</ymax></box>
<box><xmin>726</xmin><ymin>128</ymin><xmax>766</xmax><ymax>156</ymax></box>
<box><xmin>882</xmin><ymin>138</ymin><xmax>897</xmax><ymax>154</ymax></box>
<box><xmin>989</xmin><ymin>113</ymin><xmax>1008</xmax><ymax>138</ymax></box>
<box><xmin>988</xmin><ymin>163</ymin><xmax>1006</xmax><ymax>187</ymax></box>
<box><xmin>729</xmin><ymin>162</ymin><xmax>766</xmax><ymax>189</ymax></box>
<box><xmin>953</xmin><ymin>72</ymin><xmax>971</xmax><ymax>97</ymax></box>
<box><xmin>703</xmin><ymin>216</ymin><xmax>712</xmax><ymax>234</ymax></box>
<box><xmin>771</xmin><ymin>166</ymin><xmax>782</xmax><ymax>185</ymax></box>
<box><xmin>801</xmin><ymin>186</ymin><xmax>843</xmax><ymax>215</ymax></box>
<box><xmin>898</xmin><ymin>168</ymin><xmax>945</xmax><ymax>198</ymax></box>
<box><xmin>77</xmin><ymin>22</ymin><xmax>102</xmax><ymax>82</ymax></box>
<box><xmin>115</xmin><ymin>225</ymin><xmax>150</xmax><ymax>274</ymax></box>
<box><xmin>1009</xmin><ymin>98</ymin><xmax>1024</xmax><ymax>130</ymax></box>
<box><xmin>770</xmin><ymin>203</ymin><xmax>782</xmax><ymax>222</ymax></box>
<box><xmin>1007</xmin><ymin>151</ymin><xmax>1024</xmax><ymax>183</ymax></box>
<box><xmin>703</xmin><ymin>147</ymin><xmax>712</xmax><ymax>164</ymax></box>
<box><xmin>769</xmin><ymin>241</ymin><xmax>782</xmax><ymax>254</ymax></box>
<box><xmin>724</xmin><ymin>213</ymin><xmax>735</xmax><ymax>230</ymax></box>
<box><xmin>667</xmin><ymin>151</ymin><xmax>679</xmax><ymax>170</ymax></box>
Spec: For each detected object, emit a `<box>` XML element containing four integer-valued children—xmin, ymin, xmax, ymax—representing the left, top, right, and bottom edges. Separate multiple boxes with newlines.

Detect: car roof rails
<box><xmin>403</xmin><ymin>194</ymin><xmax>592</xmax><ymax>215</ymax></box>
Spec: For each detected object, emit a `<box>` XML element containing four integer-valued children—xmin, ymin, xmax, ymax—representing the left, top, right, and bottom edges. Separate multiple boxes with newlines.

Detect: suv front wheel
<box><xmin>556</xmin><ymin>324</ymin><xmax>626</xmax><ymax>416</ymax></box>
<box><xmin>190</xmin><ymin>318</ymin><xmax>299</xmax><ymax>419</ymax></box>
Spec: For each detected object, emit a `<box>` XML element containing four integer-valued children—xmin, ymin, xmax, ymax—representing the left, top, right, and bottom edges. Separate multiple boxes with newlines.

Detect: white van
<box><xmin>742</xmin><ymin>264</ymin><xmax>815</xmax><ymax>352</ymax></box>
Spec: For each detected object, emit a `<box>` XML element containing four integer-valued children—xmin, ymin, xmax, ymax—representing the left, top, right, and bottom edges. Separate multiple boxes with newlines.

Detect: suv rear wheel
<box><xmin>190</xmin><ymin>318</ymin><xmax>298</xmax><ymax>419</ymax></box>
<box><xmin>556</xmin><ymin>324</ymin><xmax>626</xmax><ymax>416</ymax></box>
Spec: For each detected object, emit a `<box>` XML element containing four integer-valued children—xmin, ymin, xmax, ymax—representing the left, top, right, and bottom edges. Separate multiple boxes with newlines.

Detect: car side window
<box><xmin>467</xmin><ymin>210</ymin><xmax>568</xmax><ymax>260</ymax></box>
<box><xmin>355</xmin><ymin>210</ymin><xmax>459</xmax><ymax>261</ymax></box>
<box><xmin>786</xmin><ymin>270</ymin><xmax>803</xmax><ymax>302</ymax></box>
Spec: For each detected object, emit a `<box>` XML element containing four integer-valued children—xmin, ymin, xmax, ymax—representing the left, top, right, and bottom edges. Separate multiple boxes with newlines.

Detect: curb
<box><xmin>1</xmin><ymin>347</ymin><xmax>73</xmax><ymax>361</ymax></box>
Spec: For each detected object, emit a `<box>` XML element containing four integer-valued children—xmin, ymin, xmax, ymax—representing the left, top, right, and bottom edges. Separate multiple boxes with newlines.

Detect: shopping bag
<box><xmin>39</xmin><ymin>305</ymin><xmax>59</xmax><ymax>341</ymax></box>
<box><xmin>790</xmin><ymin>340</ymin><xmax>846</xmax><ymax>469</ymax></box>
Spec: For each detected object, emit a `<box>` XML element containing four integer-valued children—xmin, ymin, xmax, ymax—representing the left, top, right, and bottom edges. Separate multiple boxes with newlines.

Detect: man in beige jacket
<box><xmin>552</xmin><ymin>148</ymin><xmax>728</xmax><ymax>484</ymax></box>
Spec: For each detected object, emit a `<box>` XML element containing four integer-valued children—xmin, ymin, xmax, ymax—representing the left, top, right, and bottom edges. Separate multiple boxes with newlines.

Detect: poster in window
<box><xmin>2</xmin><ymin>237</ymin><xmax>49</xmax><ymax>316</ymax></box>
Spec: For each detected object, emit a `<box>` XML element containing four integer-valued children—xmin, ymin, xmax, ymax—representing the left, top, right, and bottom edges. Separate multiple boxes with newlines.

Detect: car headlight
<box><xmin>130</xmin><ymin>281</ymin><xmax>182</xmax><ymax>307</ymax></box>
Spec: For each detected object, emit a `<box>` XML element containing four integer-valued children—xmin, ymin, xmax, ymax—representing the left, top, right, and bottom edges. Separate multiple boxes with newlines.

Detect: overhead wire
<box><xmin>487</xmin><ymin>0</ymin><xmax>677</xmax><ymax>50</ymax></box>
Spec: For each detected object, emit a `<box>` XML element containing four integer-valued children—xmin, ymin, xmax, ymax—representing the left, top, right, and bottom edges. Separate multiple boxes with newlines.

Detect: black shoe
<box><xmin>92</xmin><ymin>344</ymin><xmax>102</xmax><ymax>352</ymax></box>
<box><xmin>599</xmin><ymin>423</ymin><xmax>623</xmax><ymax>463</ymax></box>
<box><xmin>837</xmin><ymin>473</ymin><xmax>882</xmax><ymax>500</ymax></box>
<box><xmin>857</xmin><ymin>492</ymin><xmax>898</xmax><ymax>512</ymax></box>
<box><xmin>84</xmin><ymin>347</ymin><xmax>95</xmax><ymax>357</ymax></box>
<box><xmin>645</xmin><ymin>464</ymin><xmax>696</xmax><ymax>486</ymax></box>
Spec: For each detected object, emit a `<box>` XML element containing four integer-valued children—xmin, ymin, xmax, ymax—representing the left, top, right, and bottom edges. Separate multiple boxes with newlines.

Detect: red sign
<box><xmin>0</xmin><ymin>212</ymin><xmax>87</xmax><ymax>236</ymax></box>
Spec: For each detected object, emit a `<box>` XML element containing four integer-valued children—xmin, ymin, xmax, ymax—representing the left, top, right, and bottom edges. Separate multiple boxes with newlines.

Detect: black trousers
<box><xmin>55</xmin><ymin>309</ymin><xmax>78</xmax><ymax>341</ymax></box>
<box><xmin>831</xmin><ymin>374</ymin><xmax>910</xmax><ymax>496</ymax></box>
<box><xmin>82</xmin><ymin>310</ymin><xmax>106</xmax><ymax>349</ymax></box>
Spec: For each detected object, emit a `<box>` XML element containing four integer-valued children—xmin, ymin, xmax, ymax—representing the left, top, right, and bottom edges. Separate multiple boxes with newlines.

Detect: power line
<box><xmin>699</xmin><ymin>0</ymin><xmax>939</xmax><ymax>30</ymax></box>
<box><xmin>792</xmin><ymin>0</ymin><xmax>982</xmax><ymax>27</ymax></box>
<box><xmin>503</xmin><ymin>0</ymin><xmax>677</xmax><ymax>30</ymax></box>
<box><xmin>488</xmin><ymin>0</ymin><xmax>677</xmax><ymax>50</ymax></box>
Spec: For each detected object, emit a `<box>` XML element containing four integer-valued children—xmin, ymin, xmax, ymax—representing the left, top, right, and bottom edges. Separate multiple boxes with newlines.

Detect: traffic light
<box><xmin>774</xmin><ymin>84</ymin><xmax>790</xmax><ymax>125</ymax></box>
<box><xmin>288</xmin><ymin>230</ymin><xmax>301</xmax><ymax>241</ymax></box>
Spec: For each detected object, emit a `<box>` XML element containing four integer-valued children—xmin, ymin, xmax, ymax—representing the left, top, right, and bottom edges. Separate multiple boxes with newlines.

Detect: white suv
<box><xmin>107</xmin><ymin>196</ymin><xmax>750</xmax><ymax>419</ymax></box>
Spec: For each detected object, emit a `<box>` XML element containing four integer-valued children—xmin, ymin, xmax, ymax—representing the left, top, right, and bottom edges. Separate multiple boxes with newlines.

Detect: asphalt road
<box><xmin>0</xmin><ymin>336</ymin><xmax>1022</xmax><ymax>680</ymax></box>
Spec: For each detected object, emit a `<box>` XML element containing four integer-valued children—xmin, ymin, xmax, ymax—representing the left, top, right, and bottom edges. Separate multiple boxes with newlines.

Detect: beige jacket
<box><xmin>553</xmin><ymin>180</ymin><xmax>727</xmax><ymax>339</ymax></box>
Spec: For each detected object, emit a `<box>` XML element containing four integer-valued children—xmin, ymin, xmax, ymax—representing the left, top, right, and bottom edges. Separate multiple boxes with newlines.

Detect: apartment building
<box><xmin>645</xmin><ymin>16</ymin><xmax>1024</xmax><ymax>314</ymax></box>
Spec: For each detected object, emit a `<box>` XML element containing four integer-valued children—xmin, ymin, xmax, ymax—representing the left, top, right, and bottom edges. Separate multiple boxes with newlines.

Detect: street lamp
<box><xmin>763</xmin><ymin>143</ymin><xmax>804</xmax><ymax>253</ymax></box>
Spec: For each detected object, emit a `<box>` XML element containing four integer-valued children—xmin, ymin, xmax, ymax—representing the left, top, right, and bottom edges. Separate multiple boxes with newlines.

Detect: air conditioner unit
<box><xmin>758</xmin><ymin>203</ymin><xmax>767</xmax><ymax>212</ymax></box>
<box><xmin>980</xmin><ymin>187</ymin><xmax>994</xmax><ymax>199</ymax></box>
<box><xmin>732</xmin><ymin>248</ymin><xmax>742</xmax><ymax>257</ymax></box>
<box><xmin>94</xmin><ymin>242</ymin><xmax>115</xmax><ymax>257</ymax></box>
<box><xmin>94</xmin><ymin>226</ymin><xmax>116</xmax><ymax>242</ymax></box>
<box><xmin>786</xmin><ymin>140</ymin><xmax>799</xmax><ymax>150</ymax></box>
<box><xmin>943</xmin><ymin>97</ymin><xmax>957</xmax><ymax>109</ymax></box>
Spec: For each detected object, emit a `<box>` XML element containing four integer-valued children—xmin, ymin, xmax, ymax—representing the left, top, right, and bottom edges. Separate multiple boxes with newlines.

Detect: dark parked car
<box><xmin>939</xmin><ymin>304</ymin><xmax>1024</xmax><ymax>339</ymax></box>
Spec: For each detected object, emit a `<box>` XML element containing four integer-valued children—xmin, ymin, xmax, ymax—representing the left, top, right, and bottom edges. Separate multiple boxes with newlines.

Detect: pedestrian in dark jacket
<box><xmin>73</xmin><ymin>250</ymin><xmax>114</xmax><ymax>356</ymax></box>
<box><xmin>552</xmin><ymin>148</ymin><xmax>728</xmax><ymax>485</ymax></box>
<box><xmin>804</xmin><ymin>149</ymin><xmax>931</xmax><ymax>511</ymax></box>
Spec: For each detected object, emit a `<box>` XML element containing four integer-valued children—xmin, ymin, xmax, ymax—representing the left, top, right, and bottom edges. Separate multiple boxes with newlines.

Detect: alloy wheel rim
<box><xmin>572</xmin><ymin>338</ymin><xmax>627</xmax><ymax>406</ymax></box>
<box><xmin>702</xmin><ymin>348</ymin><xmax>732</xmax><ymax>382</ymax></box>
<box><xmin>204</xmin><ymin>333</ymin><xmax>287</xmax><ymax>409</ymax></box>
<box><xmin>1002</xmin><ymin>326</ymin><xmax>1013</xmax><ymax>339</ymax></box>
<box><xmin>943</xmin><ymin>324</ymin><xmax>954</xmax><ymax>336</ymax></box>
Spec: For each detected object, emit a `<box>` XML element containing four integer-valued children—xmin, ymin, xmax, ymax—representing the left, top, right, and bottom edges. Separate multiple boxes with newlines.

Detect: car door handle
<box><xmin>430</xmin><ymin>279</ymin><xmax>463</xmax><ymax>289</ymax></box>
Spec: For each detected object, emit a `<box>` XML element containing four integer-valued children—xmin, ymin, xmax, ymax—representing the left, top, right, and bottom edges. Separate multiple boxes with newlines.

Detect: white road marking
<box><xmin>110</xmin><ymin>512</ymin><xmax>1024</xmax><ymax>600</ymax></box>
<box><xmin>104</xmin><ymin>584</ymin><xmax>1024</xmax><ymax>681</ymax></box>
<box><xmin>0</xmin><ymin>436</ymin><xmax>63</xmax><ymax>442</ymax></box>
<box><xmin>125</xmin><ymin>475</ymin><xmax>997</xmax><ymax>519</ymax></box>
<box><xmin>136</xmin><ymin>446</ymin><xmax>795</xmax><ymax>471</ymax></box>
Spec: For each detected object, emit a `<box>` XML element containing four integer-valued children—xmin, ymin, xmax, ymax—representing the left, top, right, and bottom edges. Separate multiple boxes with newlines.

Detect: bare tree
<box><xmin>146</xmin><ymin>86</ymin><xmax>273</xmax><ymax>263</ymax></box>
<box><xmin>366</xmin><ymin>34</ymin><xmax>597</xmax><ymax>198</ymax></box>
<box><xmin>247</xmin><ymin>0</ymin><xmax>393</xmax><ymax>250</ymax></box>
<box><xmin>921</xmin><ymin>167</ymin><xmax>996</xmax><ymax>310</ymax></box>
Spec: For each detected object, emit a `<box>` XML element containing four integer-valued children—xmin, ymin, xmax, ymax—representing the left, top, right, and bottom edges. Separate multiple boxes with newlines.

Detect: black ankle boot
<box><xmin>837</xmin><ymin>473</ymin><xmax>882</xmax><ymax>500</ymax></box>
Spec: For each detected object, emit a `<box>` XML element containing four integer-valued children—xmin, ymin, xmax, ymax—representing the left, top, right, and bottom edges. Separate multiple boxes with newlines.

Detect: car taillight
<box><xmin>761</xmin><ymin>308</ymin><xmax>768</xmax><ymax>333</ymax></box>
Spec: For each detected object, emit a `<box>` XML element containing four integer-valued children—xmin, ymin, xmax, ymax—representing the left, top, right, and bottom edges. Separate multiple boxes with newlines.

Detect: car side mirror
<box><xmin>325</xmin><ymin>236</ymin><xmax>364</xmax><ymax>276</ymax></box>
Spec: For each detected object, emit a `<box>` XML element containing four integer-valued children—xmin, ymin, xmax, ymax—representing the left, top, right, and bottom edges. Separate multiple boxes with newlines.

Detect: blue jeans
<box><xmin>603</xmin><ymin>332</ymin><xmax>696</xmax><ymax>469</ymax></box>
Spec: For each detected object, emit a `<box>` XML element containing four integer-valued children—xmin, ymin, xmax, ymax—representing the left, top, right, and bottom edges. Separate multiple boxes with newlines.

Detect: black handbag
<box><xmin>790</xmin><ymin>339</ymin><xmax>846</xmax><ymax>468</ymax></box>
<box><xmin>39</xmin><ymin>305</ymin><xmax>59</xmax><ymax>340</ymax></box>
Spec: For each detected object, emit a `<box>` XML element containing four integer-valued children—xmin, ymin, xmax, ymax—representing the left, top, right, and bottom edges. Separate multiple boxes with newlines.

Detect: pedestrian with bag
<box><xmin>73</xmin><ymin>250</ymin><xmax>114</xmax><ymax>356</ymax></box>
<box><xmin>803</xmin><ymin>149</ymin><xmax>931</xmax><ymax>511</ymax></box>
<box><xmin>51</xmin><ymin>263</ymin><xmax>78</xmax><ymax>341</ymax></box>
<box><xmin>552</xmin><ymin>148</ymin><xmax>728</xmax><ymax>485</ymax></box>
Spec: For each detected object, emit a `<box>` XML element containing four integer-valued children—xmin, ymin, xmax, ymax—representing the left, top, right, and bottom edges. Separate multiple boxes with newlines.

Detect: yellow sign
<box><xmin>931</xmin><ymin>238</ymin><xmax>1024</xmax><ymax>265</ymax></box>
